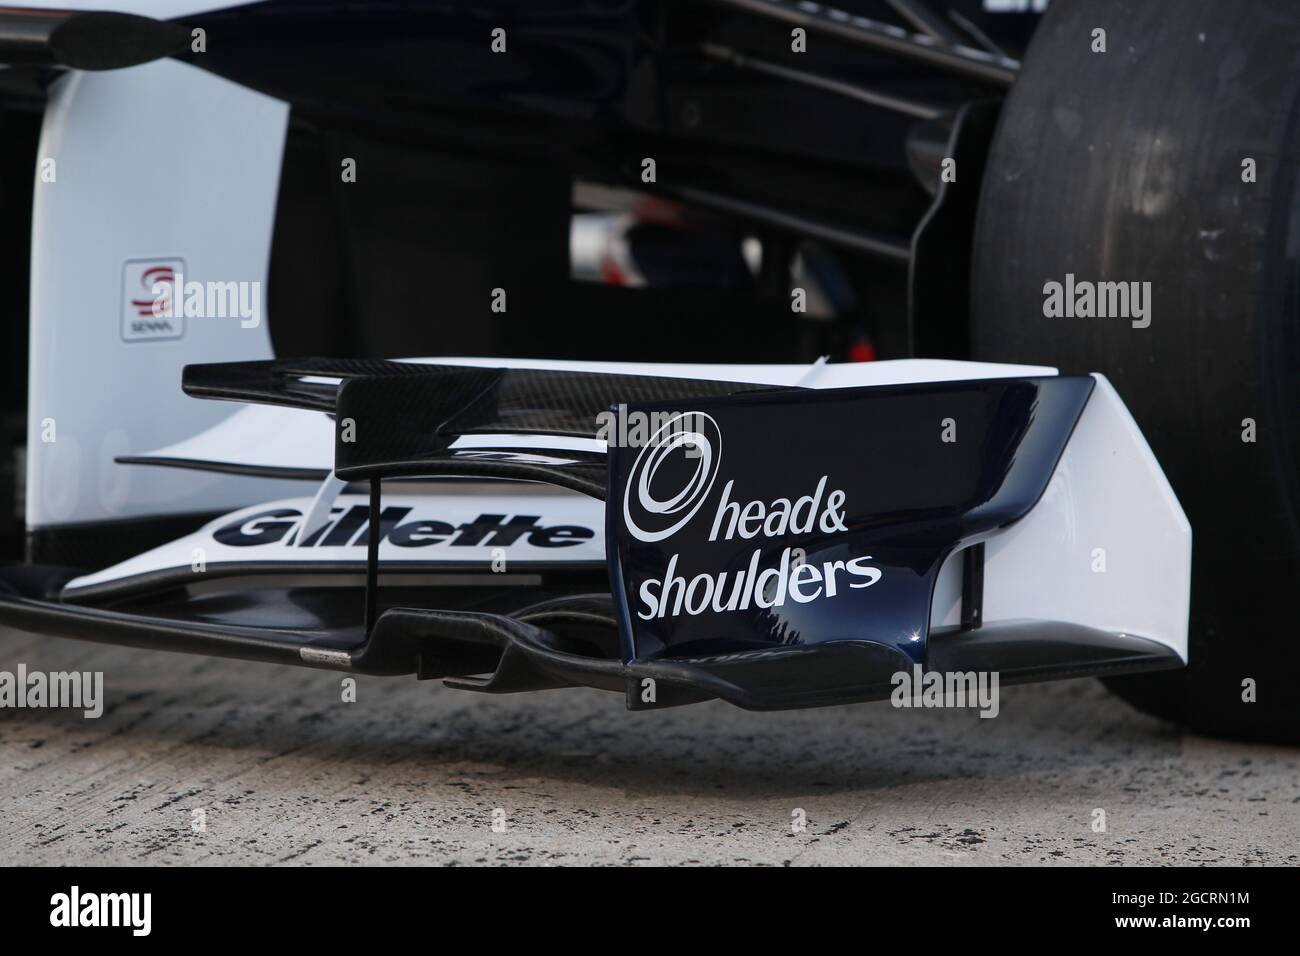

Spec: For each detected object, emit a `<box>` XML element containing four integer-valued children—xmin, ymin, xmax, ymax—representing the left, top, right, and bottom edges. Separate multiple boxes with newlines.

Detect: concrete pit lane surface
<box><xmin>0</xmin><ymin>631</ymin><xmax>1297</xmax><ymax>866</ymax></box>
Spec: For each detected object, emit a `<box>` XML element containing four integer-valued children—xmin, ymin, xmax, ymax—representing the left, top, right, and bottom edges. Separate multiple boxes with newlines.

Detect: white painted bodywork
<box><xmin>63</xmin><ymin>484</ymin><xmax>606</xmax><ymax>598</ymax></box>
<box><xmin>25</xmin><ymin>57</ymin><xmax>301</xmax><ymax>528</ymax></box>
<box><xmin>1</xmin><ymin>1</ymin><xmax>225</xmax><ymax>18</ymax></box>
<box><xmin>930</xmin><ymin>374</ymin><xmax>1191</xmax><ymax>662</ymax></box>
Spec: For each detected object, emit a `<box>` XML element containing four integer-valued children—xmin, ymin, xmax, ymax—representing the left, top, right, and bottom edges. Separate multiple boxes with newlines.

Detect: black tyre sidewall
<box><xmin>970</xmin><ymin>0</ymin><xmax>1300</xmax><ymax>743</ymax></box>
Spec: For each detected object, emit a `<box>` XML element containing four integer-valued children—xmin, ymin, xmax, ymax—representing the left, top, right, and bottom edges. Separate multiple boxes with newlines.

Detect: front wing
<box><xmin>0</xmin><ymin>358</ymin><xmax>1190</xmax><ymax>711</ymax></box>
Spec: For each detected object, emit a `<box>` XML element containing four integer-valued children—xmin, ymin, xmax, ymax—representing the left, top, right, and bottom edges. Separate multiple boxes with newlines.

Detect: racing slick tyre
<box><xmin>970</xmin><ymin>0</ymin><xmax>1300</xmax><ymax>743</ymax></box>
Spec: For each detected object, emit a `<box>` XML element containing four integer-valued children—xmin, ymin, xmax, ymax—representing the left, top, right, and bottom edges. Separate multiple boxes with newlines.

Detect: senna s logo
<box><xmin>121</xmin><ymin>258</ymin><xmax>185</xmax><ymax>342</ymax></box>
<box><xmin>622</xmin><ymin>412</ymin><xmax>722</xmax><ymax>543</ymax></box>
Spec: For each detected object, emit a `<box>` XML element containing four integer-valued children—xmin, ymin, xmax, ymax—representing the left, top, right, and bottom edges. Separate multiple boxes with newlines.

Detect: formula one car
<box><xmin>0</xmin><ymin>0</ymin><xmax>1293</xmax><ymax>739</ymax></box>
